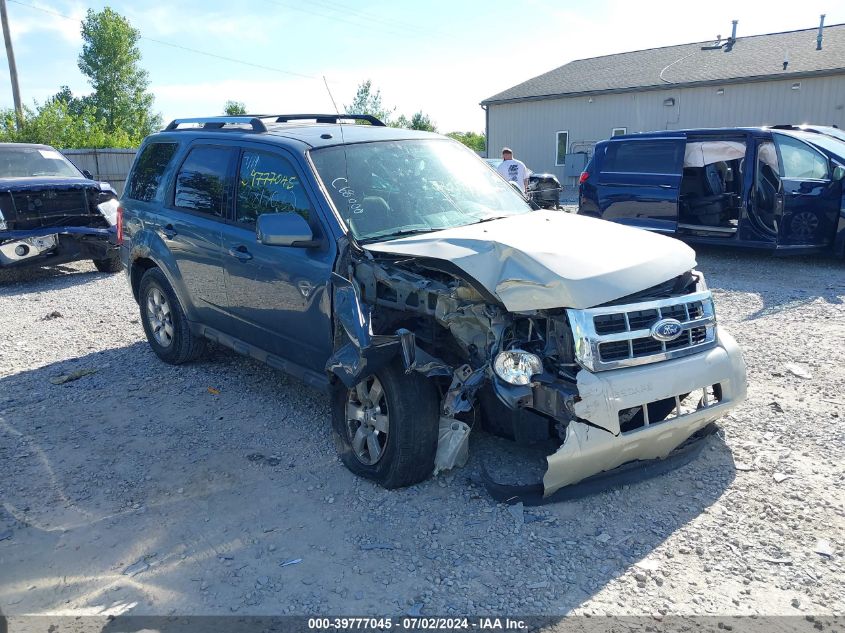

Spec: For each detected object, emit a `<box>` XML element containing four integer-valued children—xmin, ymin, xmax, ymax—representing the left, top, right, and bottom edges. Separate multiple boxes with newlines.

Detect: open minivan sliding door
<box><xmin>595</xmin><ymin>136</ymin><xmax>684</xmax><ymax>234</ymax></box>
<box><xmin>773</xmin><ymin>133</ymin><xmax>841</xmax><ymax>250</ymax></box>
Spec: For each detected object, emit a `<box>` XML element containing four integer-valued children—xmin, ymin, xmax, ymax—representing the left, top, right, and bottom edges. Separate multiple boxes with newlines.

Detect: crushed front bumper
<box><xmin>486</xmin><ymin>327</ymin><xmax>746</xmax><ymax>502</ymax></box>
<box><xmin>0</xmin><ymin>226</ymin><xmax>116</xmax><ymax>268</ymax></box>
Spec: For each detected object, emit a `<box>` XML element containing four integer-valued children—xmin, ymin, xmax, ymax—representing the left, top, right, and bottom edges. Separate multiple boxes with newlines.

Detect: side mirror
<box><xmin>82</xmin><ymin>169</ymin><xmax>94</xmax><ymax>179</ymax></box>
<box><xmin>833</xmin><ymin>165</ymin><xmax>845</xmax><ymax>181</ymax></box>
<box><xmin>256</xmin><ymin>212</ymin><xmax>319</xmax><ymax>247</ymax></box>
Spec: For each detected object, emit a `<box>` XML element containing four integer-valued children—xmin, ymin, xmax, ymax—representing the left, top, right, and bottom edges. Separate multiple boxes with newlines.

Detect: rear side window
<box><xmin>603</xmin><ymin>140</ymin><xmax>683</xmax><ymax>174</ymax></box>
<box><xmin>125</xmin><ymin>142</ymin><xmax>178</xmax><ymax>202</ymax></box>
<box><xmin>174</xmin><ymin>146</ymin><xmax>233</xmax><ymax>217</ymax></box>
<box><xmin>236</xmin><ymin>151</ymin><xmax>313</xmax><ymax>226</ymax></box>
<box><xmin>774</xmin><ymin>134</ymin><xmax>829</xmax><ymax>180</ymax></box>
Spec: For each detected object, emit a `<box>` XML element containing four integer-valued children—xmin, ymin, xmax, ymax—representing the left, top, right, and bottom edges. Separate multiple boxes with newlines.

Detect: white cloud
<box><xmin>7</xmin><ymin>1</ymin><xmax>85</xmax><ymax>47</ymax></box>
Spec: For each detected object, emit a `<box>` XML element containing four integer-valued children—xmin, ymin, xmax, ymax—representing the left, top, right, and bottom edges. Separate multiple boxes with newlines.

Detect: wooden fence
<box><xmin>61</xmin><ymin>148</ymin><xmax>138</xmax><ymax>196</ymax></box>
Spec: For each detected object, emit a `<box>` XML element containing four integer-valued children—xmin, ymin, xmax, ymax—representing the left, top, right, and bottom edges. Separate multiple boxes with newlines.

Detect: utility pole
<box><xmin>0</xmin><ymin>0</ymin><xmax>23</xmax><ymax>129</ymax></box>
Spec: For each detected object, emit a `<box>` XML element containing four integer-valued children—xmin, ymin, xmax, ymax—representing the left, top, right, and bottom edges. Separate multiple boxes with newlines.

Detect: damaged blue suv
<box><xmin>121</xmin><ymin>114</ymin><xmax>746</xmax><ymax>499</ymax></box>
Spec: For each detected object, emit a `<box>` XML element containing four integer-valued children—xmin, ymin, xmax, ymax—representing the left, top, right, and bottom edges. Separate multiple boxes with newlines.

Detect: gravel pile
<box><xmin>0</xmin><ymin>249</ymin><xmax>843</xmax><ymax>620</ymax></box>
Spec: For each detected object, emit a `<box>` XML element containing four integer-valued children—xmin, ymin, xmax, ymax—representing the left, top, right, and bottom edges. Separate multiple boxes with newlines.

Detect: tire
<box><xmin>138</xmin><ymin>267</ymin><xmax>207</xmax><ymax>364</ymax></box>
<box><xmin>331</xmin><ymin>359</ymin><xmax>439</xmax><ymax>489</ymax></box>
<box><xmin>92</xmin><ymin>252</ymin><xmax>122</xmax><ymax>273</ymax></box>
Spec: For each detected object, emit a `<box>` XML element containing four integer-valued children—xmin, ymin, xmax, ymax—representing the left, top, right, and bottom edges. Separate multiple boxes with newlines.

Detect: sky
<box><xmin>1</xmin><ymin>0</ymin><xmax>843</xmax><ymax>133</ymax></box>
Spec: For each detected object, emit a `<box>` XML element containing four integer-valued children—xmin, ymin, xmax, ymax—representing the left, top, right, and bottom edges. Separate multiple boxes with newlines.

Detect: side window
<box><xmin>603</xmin><ymin>140</ymin><xmax>683</xmax><ymax>174</ymax></box>
<box><xmin>555</xmin><ymin>131</ymin><xmax>569</xmax><ymax>166</ymax></box>
<box><xmin>774</xmin><ymin>135</ymin><xmax>829</xmax><ymax>180</ymax></box>
<box><xmin>125</xmin><ymin>142</ymin><xmax>178</xmax><ymax>202</ymax></box>
<box><xmin>236</xmin><ymin>150</ymin><xmax>313</xmax><ymax>226</ymax></box>
<box><xmin>174</xmin><ymin>146</ymin><xmax>232</xmax><ymax>217</ymax></box>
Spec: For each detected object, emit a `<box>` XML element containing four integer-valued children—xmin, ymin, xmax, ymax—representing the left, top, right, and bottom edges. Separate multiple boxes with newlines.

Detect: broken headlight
<box><xmin>493</xmin><ymin>350</ymin><xmax>542</xmax><ymax>385</ymax></box>
<box><xmin>97</xmin><ymin>198</ymin><xmax>120</xmax><ymax>226</ymax></box>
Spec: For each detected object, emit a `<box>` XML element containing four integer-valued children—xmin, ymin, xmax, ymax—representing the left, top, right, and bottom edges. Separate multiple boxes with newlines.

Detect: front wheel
<box><xmin>92</xmin><ymin>252</ymin><xmax>122</xmax><ymax>273</ymax></box>
<box><xmin>331</xmin><ymin>360</ymin><xmax>439</xmax><ymax>489</ymax></box>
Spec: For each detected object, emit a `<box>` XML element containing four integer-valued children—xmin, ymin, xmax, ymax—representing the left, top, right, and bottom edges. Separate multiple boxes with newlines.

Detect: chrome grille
<box><xmin>567</xmin><ymin>290</ymin><xmax>717</xmax><ymax>371</ymax></box>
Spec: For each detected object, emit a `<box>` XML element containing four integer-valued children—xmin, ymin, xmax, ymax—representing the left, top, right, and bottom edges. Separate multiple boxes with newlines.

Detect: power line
<box><xmin>7</xmin><ymin>0</ymin><xmax>319</xmax><ymax>79</ymax></box>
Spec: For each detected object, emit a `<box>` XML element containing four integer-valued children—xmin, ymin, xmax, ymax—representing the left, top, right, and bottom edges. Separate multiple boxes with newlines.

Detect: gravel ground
<box><xmin>0</xmin><ymin>249</ymin><xmax>843</xmax><ymax>623</ymax></box>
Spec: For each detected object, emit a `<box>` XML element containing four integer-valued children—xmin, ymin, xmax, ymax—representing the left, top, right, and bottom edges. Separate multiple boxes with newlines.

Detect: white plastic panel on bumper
<box><xmin>543</xmin><ymin>327</ymin><xmax>746</xmax><ymax>496</ymax></box>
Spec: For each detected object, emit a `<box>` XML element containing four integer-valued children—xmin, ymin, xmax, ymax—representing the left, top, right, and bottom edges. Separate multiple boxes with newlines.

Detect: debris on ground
<box><xmin>784</xmin><ymin>363</ymin><xmax>812</xmax><ymax>380</ymax></box>
<box><xmin>49</xmin><ymin>368</ymin><xmax>97</xmax><ymax>384</ymax></box>
<box><xmin>280</xmin><ymin>558</ymin><xmax>301</xmax><ymax>567</ymax></box>
<box><xmin>814</xmin><ymin>540</ymin><xmax>834</xmax><ymax>558</ymax></box>
<box><xmin>122</xmin><ymin>557</ymin><xmax>152</xmax><ymax>577</ymax></box>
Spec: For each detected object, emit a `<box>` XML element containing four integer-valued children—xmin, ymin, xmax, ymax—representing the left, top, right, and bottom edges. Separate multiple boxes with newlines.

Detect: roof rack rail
<box><xmin>247</xmin><ymin>113</ymin><xmax>386</xmax><ymax>127</ymax></box>
<box><xmin>164</xmin><ymin>117</ymin><xmax>268</xmax><ymax>132</ymax></box>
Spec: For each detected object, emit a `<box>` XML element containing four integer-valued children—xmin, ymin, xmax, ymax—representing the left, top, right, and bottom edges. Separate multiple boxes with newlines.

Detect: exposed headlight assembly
<box><xmin>97</xmin><ymin>198</ymin><xmax>120</xmax><ymax>226</ymax></box>
<box><xmin>493</xmin><ymin>349</ymin><xmax>542</xmax><ymax>385</ymax></box>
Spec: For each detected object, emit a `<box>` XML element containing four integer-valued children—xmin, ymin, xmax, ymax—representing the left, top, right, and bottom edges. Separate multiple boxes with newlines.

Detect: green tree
<box><xmin>447</xmin><ymin>131</ymin><xmax>485</xmax><ymax>153</ymax></box>
<box><xmin>395</xmin><ymin>111</ymin><xmax>437</xmax><ymax>132</ymax></box>
<box><xmin>344</xmin><ymin>79</ymin><xmax>394</xmax><ymax>124</ymax></box>
<box><xmin>224</xmin><ymin>100</ymin><xmax>247</xmax><ymax>115</ymax></box>
<box><xmin>77</xmin><ymin>7</ymin><xmax>160</xmax><ymax>139</ymax></box>
<box><xmin>0</xmin><ymin>101</ymin><xmax>134</xmax><ymax>148</ymax></box>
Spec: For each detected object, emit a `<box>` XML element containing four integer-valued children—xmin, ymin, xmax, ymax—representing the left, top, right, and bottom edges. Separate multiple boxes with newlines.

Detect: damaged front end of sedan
<box><xmin>325</xmin><ymin>211</ymin><xmax>747</xmax><ymax>501</ymax></box>
<box><xmin>0</xmin><ymin>144</ymin><xmax>120</xmax><ymax>271</ymax></box>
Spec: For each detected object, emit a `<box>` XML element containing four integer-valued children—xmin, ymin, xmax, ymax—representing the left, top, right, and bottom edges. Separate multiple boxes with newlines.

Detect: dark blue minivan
<box><xmin>578</xmin><ymin>127</ymin><xmax>845</xmax><ymax>256</ymax></box>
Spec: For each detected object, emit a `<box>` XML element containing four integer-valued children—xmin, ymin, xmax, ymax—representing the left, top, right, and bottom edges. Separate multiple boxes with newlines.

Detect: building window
<box><xmin>555</xmin><ymin>130</ymin><xmax>569</xmax><ymax>166</ymax></box>
<box><xmin>612</xmin><ymin>127</ymin><xmax>627</xmax><ymax>137</ymax></box>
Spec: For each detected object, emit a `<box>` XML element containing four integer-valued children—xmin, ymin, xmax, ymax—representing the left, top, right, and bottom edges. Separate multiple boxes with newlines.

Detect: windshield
<box><xmin>310</xmin><ymin>139</ymin><xmax>531</xmax><ymax>242</ymax></box>
<box><xmin>0</xmin><ymin>146</ymin><xmax>82</xmax><ymax>178</ymax></box>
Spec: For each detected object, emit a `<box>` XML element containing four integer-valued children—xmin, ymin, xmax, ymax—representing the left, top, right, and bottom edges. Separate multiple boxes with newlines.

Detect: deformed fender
<box><xmin>325</xmin><ymin>273</ymin><xmax>453</xmax><ymax>388</ymax></box>
<box><xmin>325</xmin><ymin>273</ymin><xmax>401</xmax><ymax>388</ymax></box>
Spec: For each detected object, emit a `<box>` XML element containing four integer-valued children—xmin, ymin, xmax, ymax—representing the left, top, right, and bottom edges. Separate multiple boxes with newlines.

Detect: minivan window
<box><xmin>125</xmin><ymin>142</ymin><xmax>178</xmax><ymax>202</ymax></box>
<box><xmin>603</xmin><ymin>140</ymin><xmax>683</xmax><ymax>174</ymax></box>
<box><xmin>174</xmin><ymin>147</ymin><xmax>232</xmax><ymax>217</ymax></box>
<box><xmin>236</xmin><ymin>151</ymin><xmax>312</xmax><ymax>226</ymax></box>
<box><xmin>774</xmin><ymin>134</ymin><xmax>829</xmax><ymax>180</ymax></box>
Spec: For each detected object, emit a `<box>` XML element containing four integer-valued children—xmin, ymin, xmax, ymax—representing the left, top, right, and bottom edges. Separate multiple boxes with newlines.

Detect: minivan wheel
<box><xmin>331</xmin><ymin>360</ymin><xmax>439</xmax><ymax>489</ymax></box>
<box><xmin>92</xmin><ymin>252</ymin><xmax>122</xmax><ymax>273</ymax></box>
<box><xmin>138</xmin><ymin>267</ymin><xmax>206</xmax><ymax>364</ymax></box>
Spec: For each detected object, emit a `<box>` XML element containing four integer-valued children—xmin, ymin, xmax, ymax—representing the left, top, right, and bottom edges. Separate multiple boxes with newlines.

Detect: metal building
<box><xmin>481</xmin><ymin>21</ymin><xmax>845</xmax><ymax>188</ymax></box>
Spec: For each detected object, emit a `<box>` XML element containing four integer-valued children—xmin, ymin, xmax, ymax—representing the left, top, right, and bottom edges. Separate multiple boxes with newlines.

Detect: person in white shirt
<box><xmin>496</xmin><ymin>147</ymin><xmax>530</xmax><ymax>193</ymax></box>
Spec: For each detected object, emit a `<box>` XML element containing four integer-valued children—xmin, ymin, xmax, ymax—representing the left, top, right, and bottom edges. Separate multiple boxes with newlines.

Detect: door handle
<box><xmin>162</xmin><ymin>224</ymin><xmax>177</xmax><ymax>239</ymax></box>
<box><xmin>659</xmin><ymin>184</ymin><xmax>673</xmax><ymax>189</ymax></box>
<box><xmin>227</xmin><ymin>245</ymin><xmax>253</xmax><ymax>261</ymax></box>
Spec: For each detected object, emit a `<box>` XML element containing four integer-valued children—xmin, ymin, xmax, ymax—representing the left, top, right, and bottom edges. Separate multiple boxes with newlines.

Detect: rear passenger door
<box><xmin>219</xmin><ymin>147</ymin><xmax>334</xmax><ymax>373</ymax></box>
<box><xmin>165</xmin><ymin>144</ymin><xmax>237</xmax><ymax>331</ymax></box>
<box><xmin>595</xmin><ymin>137</ymin><xmax>685</xmax><ymax>233</ymax></box>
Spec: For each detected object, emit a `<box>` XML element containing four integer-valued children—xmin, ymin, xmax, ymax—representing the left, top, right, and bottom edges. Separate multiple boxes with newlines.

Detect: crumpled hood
<box><xmin>0</xmin><ymin>176</ymin><xmax>102</xmax><ymax>191</ymax></box>
<box><xmin>363</xmin><ymin>210</ymin><xmax>697</xmax><ymax>311</ymax></box>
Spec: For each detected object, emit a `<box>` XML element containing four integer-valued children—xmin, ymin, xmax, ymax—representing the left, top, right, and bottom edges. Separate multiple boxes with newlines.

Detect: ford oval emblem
<box><xmin>651</xmin><ymin>318</ymin><xmax>684</xmax><ymax>342</ymax></box>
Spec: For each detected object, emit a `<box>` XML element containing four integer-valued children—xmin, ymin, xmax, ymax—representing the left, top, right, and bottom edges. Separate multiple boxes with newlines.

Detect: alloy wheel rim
<box><xmin>345</xmin><ymin>376</ymin><xmax>389</xmax><ymax>465</ymax></box>
<box><xmin>146</xmin><ymin>287</ymin><xmax>174</xmax><ymax>348</ymax></box>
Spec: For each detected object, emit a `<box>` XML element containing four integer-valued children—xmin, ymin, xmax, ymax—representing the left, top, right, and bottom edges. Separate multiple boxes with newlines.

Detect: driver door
<box><xmin>220</xmin><ymin>147</ymin><xmax>334</xmax><ymax>373</ymax></box>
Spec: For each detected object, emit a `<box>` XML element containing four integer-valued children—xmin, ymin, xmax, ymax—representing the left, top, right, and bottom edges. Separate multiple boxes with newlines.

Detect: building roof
<box><xmin>482</xmin><ymin>23</ymin><xmax>845</xmax><ymax>105</ymax></box>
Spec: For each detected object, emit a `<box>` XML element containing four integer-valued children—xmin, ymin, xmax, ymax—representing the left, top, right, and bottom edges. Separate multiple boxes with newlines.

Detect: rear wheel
<box><xmin>138</xmin><ymin>267</ymin><xmax>206</xmax><ymax>364</ymax></box>
<box><xmin>92</xmin><ymin>252</ymin><xmax>122</xmax><ymax>273</ymax></box>
<box><xmin>331</xmin><ymin>360</ymin><xmax>439</xmax><ymax>488</ymax></box>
